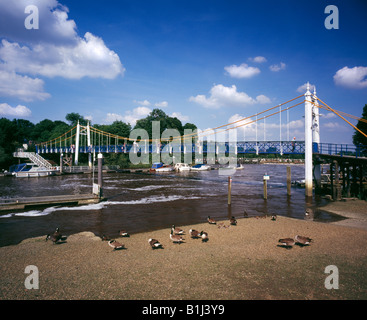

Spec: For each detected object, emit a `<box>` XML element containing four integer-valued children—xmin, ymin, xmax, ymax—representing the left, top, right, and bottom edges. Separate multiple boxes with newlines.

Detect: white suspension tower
<box><xmin>312</xmin><ymin>87</ymin><xmax>321</xmax><ymax>188</ymax></box>
<box><xmin>304</xmin><ymin>83</ymin><xmax>313</xmax><ymax>197</ymax></box>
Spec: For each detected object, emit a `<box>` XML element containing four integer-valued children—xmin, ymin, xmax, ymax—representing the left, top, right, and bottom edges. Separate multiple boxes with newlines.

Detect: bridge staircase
<box><xmin>13</xmin><ymin>149</ymin><xmax>55</xmax><ymax>169</ymax></box>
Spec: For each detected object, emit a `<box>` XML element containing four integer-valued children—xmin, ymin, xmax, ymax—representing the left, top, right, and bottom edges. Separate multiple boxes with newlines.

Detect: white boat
<box><xmin>174</xmin><ymin>163</ymin><xmax>191</xmax><ymax>172</ymax></box>
<box><xmin>191</xmin><ymin>163</ymin><xmax>211</xmax><ymax>171</ymax></box>
<box><xmin>10</xmin><ymin>163</ymin><xmax>58</xmax><ymax>178</ymax></box>
<box><xmin>155</xmin><ymin>165</ymin><xmax>174</xmax><ymax>172</ymax></box>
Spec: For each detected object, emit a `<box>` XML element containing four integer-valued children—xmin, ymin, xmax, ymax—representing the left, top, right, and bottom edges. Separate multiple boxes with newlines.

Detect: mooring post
<box><xmin>98</xmin><ymin>153</ymin><xmax>103</xmax><ymax>198</ymax></box>
<box><xmin>228</xmin><ymin>176</ymin><xmax>232</xmax><ymax>206</ymax></box>
<box><xmin>287</xmin><ymin>166</ymin><xmax>291</xmax><ymax>197</ymax></box>
<box><xmin>304</xmin><ymin>83</ymin><xmax>313</xmax><ymax>198</ymax></box>
<box><xmin>60</xmin><ymin>153</ymin><xmax>63</xmax><ymax>174</ymax></box>
<box><xmin>263</xmin><ymin>173</ymin><xmax>269</xmax><ymax>200</ymax></box>
<box><xmin>75</xmin><ymin>120</ymin><xmax>80</xmax><ymax>165</ymax></box>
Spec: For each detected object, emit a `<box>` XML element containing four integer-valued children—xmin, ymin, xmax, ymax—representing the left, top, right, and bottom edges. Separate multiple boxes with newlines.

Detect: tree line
<box><xmin>0</xmin><ymin>109</ymin><xmax>197</xmax><ymax>170</ymax></box>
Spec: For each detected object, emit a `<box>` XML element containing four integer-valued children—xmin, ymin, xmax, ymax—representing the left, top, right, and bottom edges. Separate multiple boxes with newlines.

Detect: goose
<box><xmin>171</xmin><ymin>225</ymin><xmax>184</xmax><ymax>235</ymax></box>
<box><xmin>278</xmin><ymin>238</ymin><xmax>295</xmax><ymax>249</ymax></box>
<box><xmin>108</xmin><ymin>239</ymin><xmax>125</xmax><ymax>250</ymax></box>
<box><xmin>295</xmin><ymin>235</ymin><xmax>312</xmax><ymax>246</ymax></box>
<box><xmin>46</xmin><ymin>227</ymin><xmax>67</xmax><ymax>244</ymax></box>
<box><xmin>170</xmin><ymin>229</ymin><xmax>184</xmax><ymax>243</ymax></box>
<box><xmin>305</xmin><ymin>208</ymin><xmax>313</xmax><ymax>216</ymax></box>
<box><xmin>207</xmin><ymin>216</ymin><xmax>216</xmax><ymax>224</ymax></box>
<box><xmin>189</xmin><ymin>229</ymin><xmax>201</xmax><ymax>239</ymax></box>
<box><xmin>148</xmin><ymin>238</ymin><xmax>163</xmax><ymax>249</ymax></box>
<box><xmin>118</xmin><ymin>230</ymin><xmax>130</xmax><ymax>237</ymax></box>
<box><xmin>199</xmin><ymin>231</ymin><xmax>209</xmax><ymax>242</ymax></box>
<box><xmin>229</xmin><ymin>216</ymin><xmax>237</xmax><ymax>225</ymax></box>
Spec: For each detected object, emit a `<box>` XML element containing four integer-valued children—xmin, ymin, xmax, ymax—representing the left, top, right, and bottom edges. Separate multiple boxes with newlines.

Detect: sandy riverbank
<box><xmin>320</xmin><ymin>199</ymin><xmax>367</xmax><ymax>230</ymax></box>
<box><xmin>1</xmin><ymin>201</ymin><xmax>367</xmax><ymax>300</ymax></box>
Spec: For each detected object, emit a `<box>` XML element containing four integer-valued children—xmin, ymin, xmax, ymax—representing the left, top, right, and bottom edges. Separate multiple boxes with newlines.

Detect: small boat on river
<box><xmin>174</xmin><ymin>163</ymin><xmax>191</xmax><ymax>172</ymax></box>
<box><xmin>9</xmin><ymin>163</ymin><xmax>58</xmax><ymax>178</ymax></box>
<box><xmin>191</xmin><ymin>163</ymin><xmax>211</xmax><ymax>171</ymax></box>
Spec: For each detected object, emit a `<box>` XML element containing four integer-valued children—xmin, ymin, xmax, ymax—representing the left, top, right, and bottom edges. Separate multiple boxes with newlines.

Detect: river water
<box><xmin>0</xmin><ymin>164</ymin><xmax>339</xmax><ymax>247</ymax></box>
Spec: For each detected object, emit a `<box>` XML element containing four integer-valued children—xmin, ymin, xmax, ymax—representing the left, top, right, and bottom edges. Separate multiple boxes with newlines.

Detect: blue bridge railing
<box><xmin>314</xmin><ymin>142</ymin><xmax>367</xmax><ymax>158</ymax></box>
<box><xmin>35</xmin><ymin>141</ymin><xmax>366</xmax><ymax>158</ymax></box>
<box><xmin>36</xmin><ymin>141</ymin><xmax>306</xmax><ymax>155</ymax></box>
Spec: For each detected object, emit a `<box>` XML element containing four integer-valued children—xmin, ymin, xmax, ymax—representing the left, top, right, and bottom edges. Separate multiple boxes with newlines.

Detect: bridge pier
<box><xmin>315</xmin><ymin>154</ymin><xmax>366</xmax><ymax>200</ymax></box>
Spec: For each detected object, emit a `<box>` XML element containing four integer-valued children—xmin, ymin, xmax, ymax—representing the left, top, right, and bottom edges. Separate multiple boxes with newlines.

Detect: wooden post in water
<box><xmin>60</xmin><ymin>153</ymin><xmax>63</xmax><ymax>174</ymax></box>
<box><xmin>287</xmin><ymin>166</ymin><xmax>291</xmax><ymax>197</ymax></box>
<box><xmin>263</xmin><ymin>174</ymin><xmax>269</xmax><ymax>200</ymax></box>
<box><xmin>98</xmin><ymin>153</ymin><xmax>103</xmax><ymax>198</ymax></box>
<box><xmin>228</xmin><ymin>176</ymin><xmax>232</xmax><ymax>206</ymax></box>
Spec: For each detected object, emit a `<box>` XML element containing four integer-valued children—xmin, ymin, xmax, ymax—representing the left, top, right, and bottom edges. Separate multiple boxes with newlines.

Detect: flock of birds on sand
<box><xmin>45</xmin><ymin>210</ymin><xmax>313</xmax><ymax>251</ymax></box>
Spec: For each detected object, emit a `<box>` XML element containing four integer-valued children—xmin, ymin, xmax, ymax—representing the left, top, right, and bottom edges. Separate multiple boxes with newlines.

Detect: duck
<box><xmin>189</xmin><ymin>229</ymin><xmax>201</xmax><ymax>239</ymax></box>
<box><xmin>243</xmin><ymin>210</ymin><xmax>248</xmax><ymax>218</ymax></box>
<box><xmin>207</xmin><ymin>216</ymin><xmax>216</xmax><ymax>224</ymax></box>
<box><xmin>170</xmin><ymin>229</ymin><xmax>184</xmax><ymax>243</ymax></box>
<box><xmin>271</xmin><ymin>215</ymin><xmax>277</xmax><ymax>221</ymax></box>
<box><xmin>295</xmin><ymin>235</ymin><xmax>312</xmax><ymax>246</ymax></box>
<box><xmin>46</xmin><ymin>227</ymin><xmax>67</xmax><ymax>244</ymax></box>
<box><xmin>278</xmin><ymin>238</ymin><xmax>295</xmax><ymax>249</ymax></box>
<box><xmin>148</xmin><ymin>238</ymin><xmax>163</xmax><ymax>249</ymax></box>
<box><xmin>229</xmin><ymin>216</ymin><xmax>237</xmax><ymax>225</ymax></box>
<box><xmin>171</xmin><ymin>225</ymin><xmax>184</xmax><ymax>235</ymax></box>
<box><xmin>305</xmin><ymin>208</ymin><xmax>313</xmax><ymax>216</ymax></box>
<box><xmin>118</xmin><ymin>230</ymin><xmax>130</xmax><ymax>237</ymax></box>
<box><xmin>199</xmin><ymin>231</ymin><xmax>209</xmax><ymax>242</ymax></box>
<box><xmin>108</xmin><ymin>239</ymin><xmax>125</xmax><ymax>250</ymax></box>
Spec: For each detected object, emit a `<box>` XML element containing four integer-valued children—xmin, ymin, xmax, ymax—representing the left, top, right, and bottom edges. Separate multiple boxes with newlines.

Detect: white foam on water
<box><xmin>128</xmin><ymin>185</ymin><xmax>167</xmax><ymax>191</ymax></box>
<box><xmin>0</xmin><ymin>213</ymin><xmax>13</xmax><ymax>218</ymax></box>
<box><xmin>0</xmin><ymin>195</ymin><xmax>202</xmax><ymax>218</ymax></box>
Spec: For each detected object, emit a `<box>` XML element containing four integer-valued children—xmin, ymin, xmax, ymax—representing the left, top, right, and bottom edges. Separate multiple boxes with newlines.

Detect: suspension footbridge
<box><xmin>14</xmin><ymin>84</ymin><xmax>367</xmax><ymax>198</ymax></box>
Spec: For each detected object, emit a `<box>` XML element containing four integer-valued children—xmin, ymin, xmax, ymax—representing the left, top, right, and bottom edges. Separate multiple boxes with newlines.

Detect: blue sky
<box><xmin>0</xmin><ymin>0</ymin><xmax>366</xmax><ymax>144</ymax></box>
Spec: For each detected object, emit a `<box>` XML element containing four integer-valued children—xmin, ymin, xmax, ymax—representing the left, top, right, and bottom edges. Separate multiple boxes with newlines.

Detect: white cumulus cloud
<box><xmin>104</xmin><ymin>106</ymin><xmax>152</xmax><ymax>125</ymax></box>
<box><xmin>333</xmin><ymin>66</ymin><xmax>367</xmax><ymax>89</ymax></box>
<box><xmin>189</xmin><ymin>84</ymin><xmax>271</xmax><ymax>109</ymax></box>
<box><xmin>171</xmin><ymin>112</ymin><xmax>189</xmax><ymax>123</ymax></box>
<box><xmin>155</xmin><ymin>101</ymin><xmax>168</xmax><ymax>108</ymax></box>
<box><xmin>296</xmin><ymin>82</ymin><xmax>316</xmax><ymax>93</ymax></box>
<box><xmin>248</xmin><ymin>56</ymin><xmax>267</xmax><ymax>63</ymax></box>
<box><xmin>0</xmin><ymin>103</ymin><xmax>32</xmax><ymax>117</ymax></box>
<box><xmin>224</xmin><ymin>63</ymin><xmax>260</xmax><ymax>78</ymax></box>
<box><xmin>0</xmin><ymin>0</ymin><xmax>124</xmax><ymax>101</ymax></box>
<box><xmin>0</xmin><ymin>70</ymin><xmax>50</xmax><ymax>101</ymax></box>
<box><xmin>269</xmin><ymin>62</ymin><xmax>286</xmax><ymax>72</ymax></box>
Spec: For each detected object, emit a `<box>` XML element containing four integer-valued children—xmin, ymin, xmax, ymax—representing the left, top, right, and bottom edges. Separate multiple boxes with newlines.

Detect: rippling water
<box><xmin>0</xmin><ymin>164</ymin><xmax>336</xmax><ymax>247</ymax></box>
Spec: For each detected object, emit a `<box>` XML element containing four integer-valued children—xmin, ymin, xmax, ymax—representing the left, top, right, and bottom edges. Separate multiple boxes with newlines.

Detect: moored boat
<box><xmin>9</xmin><ymin>163</ymin><xmax>58</xmax><ymax>178</ymax></box>
<box><xmin>155</xmin><ymin>164</ymin><xmax>174</xmax><ymax>172</ymax></box>
<box><xmin>191</xmin><ymin>163</ymin><xmax>211</xmax><ymax>171</ymax></box>
<box><xmin>150</xmin><ymin>162</ymin><xmax>164</xmax><ymax>172</ymax></box>
<box><xmin>174</xmin><ymin>163</ymin><xmax>191</xmax><ymax>172</ymax></box>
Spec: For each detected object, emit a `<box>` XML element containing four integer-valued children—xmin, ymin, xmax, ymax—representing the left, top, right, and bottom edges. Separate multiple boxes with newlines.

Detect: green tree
<box><xmin>65</xmin><ymin>112</ymin><xmax>88</xmax><ymax>126</ymax></box>
<box><xmin>352</xmin><ymin>104</ymin><xmax>367</xmax><ymax>152</ymax></box>
<box><xmin>134</xmin><ymin>108</ymin><xmax>184</xmax><ymax>138</ymax></box>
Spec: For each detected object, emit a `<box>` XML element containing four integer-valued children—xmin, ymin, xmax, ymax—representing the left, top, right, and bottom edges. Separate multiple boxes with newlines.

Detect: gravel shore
<box><xmin>1</xmin><ymin>200</ymin><xmax>367</xmax><ymax>300</ymax></box>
